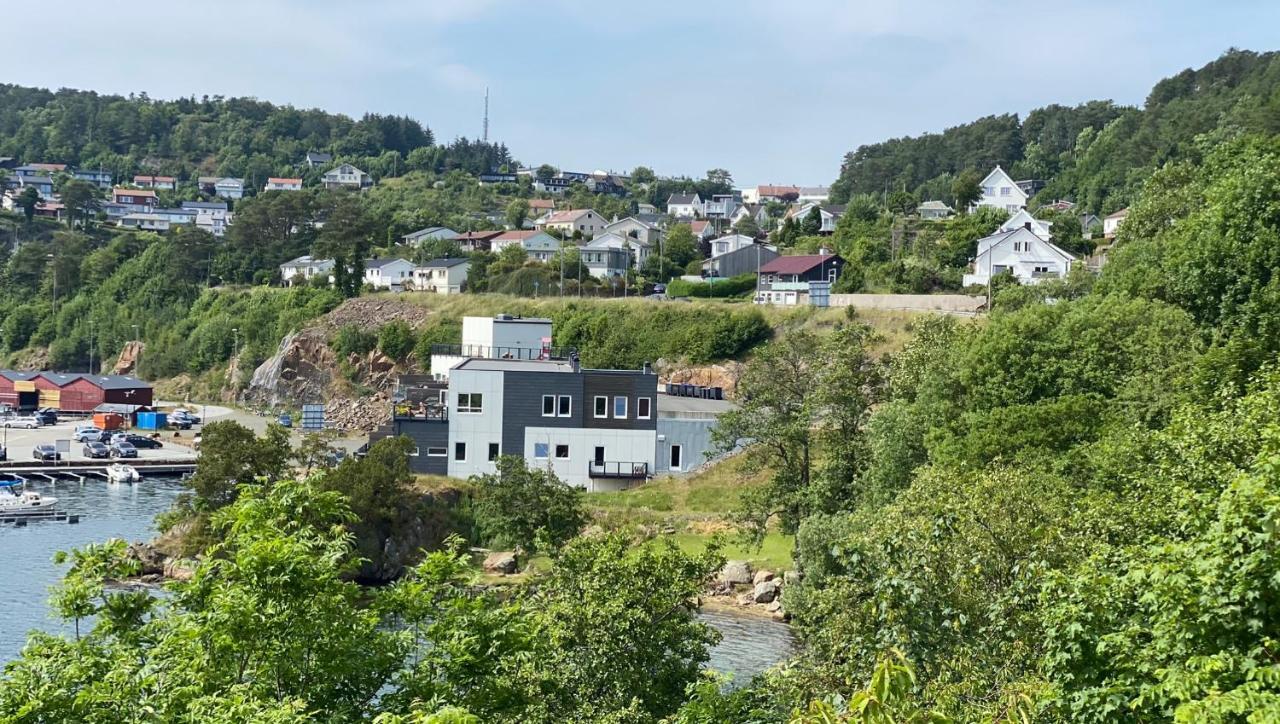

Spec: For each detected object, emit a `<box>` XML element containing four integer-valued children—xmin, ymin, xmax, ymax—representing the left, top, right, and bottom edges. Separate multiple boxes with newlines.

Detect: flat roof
<box><xmin>453</xmin><ymin>358</ymin><xmax>576</xmax><ymax>373</ymax></box>
<box><xmin>656</xmin><ymin>394</ymin><xmax>735</xmax><ymax>416</ymax></box>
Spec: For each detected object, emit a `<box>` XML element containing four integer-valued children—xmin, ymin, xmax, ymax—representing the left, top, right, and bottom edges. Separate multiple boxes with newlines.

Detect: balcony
<box><xmin>430</xmin><ymin>343</ymin><xmax>576</xmax><ymax>362</ymax></box>
<box><xmin>392</xmin><ymin>403</ymin><xmax>448</xmax><ymax>421</ymax></box>
<box><xmin>588</xmin><ymin>461</ymin><xmax>650</xmax><ymax>479</ymax></box>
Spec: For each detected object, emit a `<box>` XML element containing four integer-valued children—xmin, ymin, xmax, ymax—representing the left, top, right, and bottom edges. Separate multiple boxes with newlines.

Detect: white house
<box><xmin>1103</xmin><ymin>208</ymin><xmax>1129</xmax><ymax>238</ymax></box>
<box><xmin>666</xmin><ymin>193</ymin><xmax>702</xmax><ymax>219</ymax></box>
<box><xmin>962</xmin><ymin>226</ymin><xmax>1076</xmax><ymax>287</ymax></box>
<box><xmin>490</xmin><ymin>230</ymin><xmax>562</xmax><ymax>262</ymax></box>
<box><xmin>785</xmin><ymin>202</ymin><xmax>844</xmax><ymax>233</ymax></box>
<box><xmin>280</xmin><ymin>256</ymin><xmax>335</xmax><ymax>285</ymax></box>
<box><xmin>586</xmin><ymin>232</ymin><xmax>651</xmax><ymax>268</ymax></box>
<box><xmin>323</xmin><ymin>164</ymin><xmax>372</xmax><ymax>190</ymax></box>
<box><xmin>402</xmin><ymin>226</ymin><xmax>460</xmax><ymax>244</ymax></box>
<box><xmin>976</xmin><ymin>166</ymin><xmax>1027</xmax><ymax>213</ymax></box>
<box><xmin>702</xmin><ymin>194</ymin><xmax>740</xmax><ymax>220</ymax></box>
<box><xmin>602</xmin><ymin>216</ymin><xmax>664</xmax><ymax>245</ymax></box>
<box><xmin>917</xmin><ymin>200</ymin><xmax>954</xmax><ymax>220</ymax></box>
<box><xmin>708</xmin><ymin>234</ymin><xmax>759</xmax><ymax>258</ymax></box>
<box><xmin>535</xmin><ymin>208</ymin><xmax>605</xmax><ymax>237</ymax></box>
<box><xmin>214</xmin><ymin>178</ymin><xmax>245</xmax><ymax>199</ymax></box>
<box><xmin>363</xmin><ymin>258</ymin><xmax>416</xmax><ymax>289</ymax></box>
<box><xmin>413</xmin><ymin>258</ymin><xmax>470</xmax><ymax>294</ymax></box>
<box><xmin>265</xmin><ymin>177</ymin><xmax>303</xmax><ymax>192</ymax></box>
<box><xmin>998</xmin><ymin>209</ymin><xmax>1052</xmax><ymax>241</ymax></box>
<box><xmin>797</xmin><ymin>186</ymin><xmax>830</xmax><ymax>203</ymax></box>
<box><xmin>730</xmin><ymin>203</ymin><xmax>770</xmax><ymax>229</ymax></box>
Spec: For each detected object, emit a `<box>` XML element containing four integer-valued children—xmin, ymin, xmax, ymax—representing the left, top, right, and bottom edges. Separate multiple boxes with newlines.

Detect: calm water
<box><xmin>0</xmin><ymin>479</ymin><xmax>794</xmax><ymax>682</ymax></box>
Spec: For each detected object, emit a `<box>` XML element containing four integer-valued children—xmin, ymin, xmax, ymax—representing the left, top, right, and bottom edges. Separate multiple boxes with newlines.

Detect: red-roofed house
<box><xmin>265</xmin><ymin>177</ymin><xmax>303</xmax><ymax>191</ymax></box>
<box><xmin>528</xmin><ymin>198</ymin><xmax>556</xmax><ymax>214</ymax></box>
<box><xmin>133</xmin><ymin>175</ymin><xmax>176</xmax><ymax>190</ymax></box>
<box><xmin>688</xmin><ymin>219</ymin><xmax>714</xmax><ymax>242</ymax></box>
<box><xmin>453</xmin><ymin>230</ymin><xmax>503</xmax><ymax>252</ymax></box>
<box><xmin>755</xmin><ymin>253</ymin><xmax>845</xmax><ymax>305</ymax></box>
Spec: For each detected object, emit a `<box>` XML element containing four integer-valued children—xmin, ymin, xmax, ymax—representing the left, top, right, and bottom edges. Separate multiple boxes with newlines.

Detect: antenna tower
<box><xmin>483</xmin><ymin>87</ymin><xmax>490</xmax><ymax>142</ymax></box>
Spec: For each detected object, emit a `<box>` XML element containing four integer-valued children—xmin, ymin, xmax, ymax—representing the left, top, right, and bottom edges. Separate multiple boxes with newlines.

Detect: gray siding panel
<box><xmin>393</xmin><ymin>419</ymin><xmax>450</xmax><ymax>475</ymax></box>
<box><xmin>501</xmin><ymin>371</ymin><xmax>583</xmax><ymax>458</ymax></box>
<box><xmin>583</xmin><ymin>371</ymin><xmax>658</xmax><ymax>431</ymax></box>
<box><xmin>656</xmin><ymin>417</ymin><xmax>719</xmax><ymax>474</ymax></box>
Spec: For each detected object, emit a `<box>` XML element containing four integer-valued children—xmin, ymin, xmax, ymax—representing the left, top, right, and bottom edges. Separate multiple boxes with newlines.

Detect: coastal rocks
<box><xmin>719</xmin><ymin>560</ymin><xmax>754</xmax><ymax>585</ymax></box>
<box><xmin>752</xmin><ymin>579</ymin><xmax>781</xmax><ymax>604</ymax></box>
<box><xmin>126</xmin><ymin>541</ymin><xmax>167</xmax><ymax>575</ymax></box>
<box><xmin>162</xmin><ymin>558</ymin><xmax>196</xmax><ymax>582</ymax></box>
<box><xmin>483</xmin><ymin>552</ymin><xmax>518</xmax><ymax>575</ymax></box>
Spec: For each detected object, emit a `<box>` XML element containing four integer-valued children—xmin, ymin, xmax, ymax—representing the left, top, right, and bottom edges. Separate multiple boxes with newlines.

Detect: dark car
<box><xmin>32</xmin><ymin>444</ymin><xmax>60</xmax><ymax>461</ymax></box>
<box><xmin>169</xmin><ymin>417</ymin><xmax>192</xmax><ymax>430</ymax></box>
<box><xmin>110</xmin><ymin>441</ymin><xmax>138</xmax><ymax>459</ymax></box>
<box><xmin>120</xmin><ymin>434</ymin><xmax>162</xmax><ymax>449</ymax></box>
<box><xmin>34</xmin><ymin>408</ymin><xmax>57</xmax><ymax>425</ymax></box>
<box><xmin>276</xmin><ymin>414</ymin><xmax>292</xmax><ymax>428</ymax></box>
<box><xmin>172</xmin><ymin>410</ymin><xmax>201</xmax><ymax>424</ymax></box>
<box><xmin>82</xmin><ymin>441</ymin><xmax>110</xmax><ymax>459</ymax></box>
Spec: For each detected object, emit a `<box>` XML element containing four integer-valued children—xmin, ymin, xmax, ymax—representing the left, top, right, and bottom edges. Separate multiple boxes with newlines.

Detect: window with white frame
<box><xmin>594</xmin><ymin>396</ymin><xmax>608</xmax><ymax>418</ymax></box>
<box><xmin>637</xmin><ymin>397</ymin><xmax>651</xmax><ymax>419</ymax></box>
<box><xmin>454</xmin><ymin>442</ymin><xmax>466</xmax><ymax>461</ymax></box>
<box><xmin>555</xmin><ymin>444</ymin><xmax>569</xmax><ymax>459</ymax></box>
<box><xmin>557</xmin><ymin>395</ymin><xmax>571</xmax><ymax>417</ymax></box>
<box><xmin>458</xmin><ymin>393</ymin><xmax>483</xmax><ymax>414</ymax></box>
<box><xmin>542</xmin><ymin>395</ymin><xmax>556</xmax><ymax>417</ymax></box>
<box><xmin>1000</xmin><ymin>187</ymin><xmax>1011</xmax><ymax>196</ymax></box>
<box><xmin>488</xmin><ymin>443</ymin><xmax>500</xmax><ymax>461</ymax></box>
<box><xmin>534</xmin><ymin>442</ymin><xmax>549</xmax><ymax>459</ymax></box>
<box><xmin>613</xmin><ymin>396</ymin><xmax>627</xmax><ymax>419</ymax></box>
<box><xmin>426</xmin><ymin>447</ymin><xmax>447</xmax><ymax>457</ymax></box>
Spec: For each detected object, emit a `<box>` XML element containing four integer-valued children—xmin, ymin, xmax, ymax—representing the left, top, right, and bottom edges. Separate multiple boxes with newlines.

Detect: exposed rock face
<box><xmin>752</xmin><ymin>570</ymin><xmax>776</xmax><ymax>585</ymax></box>
<box><xmin>719</xmin><ymin>560</ymin><xmax>754</xmax><ymax>585</ymax></box>
<box><xmin>655</xmin><ymin>359</ymin><xmax>745</xmax><ymax>398</ymax></box>
<box><xmin>752</xmin><ymin>579</ymin><xmax>781</xmax><ymax>604</ymax></box>
<box><xmin>483</xmin><ymin>552</ymin><xmax>518</xmax><ymax>575</ymax></box>
<box><xmin>113</xmin><ymin>340</ymin><xmax>145</xmax><ymax>375</ymax></box>
<box><xmin>247</xmin><ymin>329</ymin><xmax>337</xmax><ymax>409</ymax></box>
<box><xmin>163</xmin><ymin>558</ymin><xmax>196</xmax><ymax>582</ymax></box>
<box><xmin>126</xmin><ymin>541</ymin><xmax>166</xmax><ymax>575</ymax></box>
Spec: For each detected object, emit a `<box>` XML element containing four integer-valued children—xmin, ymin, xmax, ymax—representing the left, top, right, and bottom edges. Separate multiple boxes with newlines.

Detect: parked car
<box><xmin>32</xmin><ymin>444</ymin><xmax>60</xmax><ymax>461</ymax></box>
<box><xmin>169</xmin><ymin>417</ymin><xmax>192</xmax><ymax>430</ymax></box>
<box><xmin>74</xmin><ymin>425</ymin><xmax>101</xmax><ymax>442</ymax></box>
<box><xmin>4</xmin><ymin>416</ymin><xmax>40</xmax><ymax>429</ymax></box>
<box><xmin>34</xmin><ymin>408</ymin><xmax>57</xmax><ymax>425</ymax></box>
<box><xmin>114</xmin><ymin>434</ymin><xmax>162</xmax><ymax>449</ymax></box>
<box><xmin>110</xmin><ymin>441</ymin><xmax>138</xmax><ymax>459</ymax></box>
<box><xmin>82</xmin><ymin>441</ymin><xmax>110</xmax><ymax>459</ymax></box>
<box><xmin>276</xmin><ymin>413</ymin><xmax>292</xmax><ymax>428</ymax></box>
<box><xmin>0</xmin><ymin>445</ymin><xmax>7</xmax><ymax>461</ymax></box>
<box><xmin>172</xmin><ymin>409</ymin><xmax>201</xmax><ymax>424</ymax></box>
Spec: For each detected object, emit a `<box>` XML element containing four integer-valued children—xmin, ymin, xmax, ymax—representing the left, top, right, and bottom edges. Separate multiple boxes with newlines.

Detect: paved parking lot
<box><xmin>0</xmin><ymin>417</ymin><xmax>198</xmax><ymax>464</ymax></box>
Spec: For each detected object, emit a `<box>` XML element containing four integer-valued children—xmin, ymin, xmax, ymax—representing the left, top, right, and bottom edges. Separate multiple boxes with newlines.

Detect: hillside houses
<box><xmin>666</xmin><ymin>193</ymin><xmax>702</xmax><ymax>220</ymax></box>
<box><xmin>976</xmin><ymin>166</ymin><xmax>1028</xmax><ymax>213</ymax></box>
<box><xmin>535</xmin><ymin>208</ymin><xmax>606</xmax><ymax>237</ymax></box>
<box><xmin>322</xmin><ymin>163</ymin><xmax>372</xmax><ymax>190</ymax></box>
<box><xmin>962</xmin><ymin>225</ymin><xmax>1076</xmax><ymax>287</ymax></box>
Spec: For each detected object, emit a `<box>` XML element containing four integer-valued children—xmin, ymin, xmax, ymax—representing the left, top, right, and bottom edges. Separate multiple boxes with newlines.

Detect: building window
<box><xmin>670</xmin><ymin>444</ymin><xmax>683</xmax><ymax>470</ymax></box>
<box><xmin>534</xmin><ymin>442</ymin><xmax>549</xmax><ymax>459</ymax></box>
<box><xmin>426</xmin><ymin>447</ymin><xmax>447</xmax><ymax>457</ymax></box>
<box><xmin>1000</xmin><ymin>187</ymin><xmax>1011</xmax><ymax>196</ymax></box>
<box><xmin>454</xmin><ymin>442</ymin><xmax>466</xmax><ymax>461</ymax></box>
<box><xmin>637</xmin><ymin>397</ymin><xmax>651</xmax><ymax>419</ymax></box>
<box><xmin>488</xmin><ymin>443</ymin><xmax>500</xmax><ymax>461</ymax></box>
<box><xmin>542</xmin><ymin>395</ymin><xmax>556</xmax><ymax>417</ymax></box>
<box><xmin>410</xmin><ymin>446</ymin><xmax>420</xmax><ymax>456</ymax></box>
<box><xmin>555</xmin><ymin>444</ymin><xmax>569</xmax><ymax>459</ymax></box>
<box><xmin>557</xmin><ymin>395</ymin><xmax>571</xmax><ymax>416</ymax></box>
<box><xmin>458</xmin><ymin>393</ymin><xmax>483</xmax><ymax>413</ymax></box>
<box><xmin>613</xmin><ymin>396</ymin><xmax>627</xmax><ymax>419</ymax></box>
<box><xmin>594</xmin><ymin>396</ymin><xmax>608</xmax><ymax>418</ymax></box>
<box><xmin>828</xmin><ymin>267</ymin><xmax>838</xmax><ymax>282</ymax></box>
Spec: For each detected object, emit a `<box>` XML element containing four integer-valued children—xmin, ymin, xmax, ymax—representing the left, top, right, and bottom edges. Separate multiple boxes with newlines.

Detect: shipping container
<box><xmin>135</xmin><ymin>411</ymin><xmax>168</xmax><ymax>430</ymax></box>
<box><xmin>93</xmin><ymin>412</ymin><xmax>125</xmax><ymax>430</ymax></box>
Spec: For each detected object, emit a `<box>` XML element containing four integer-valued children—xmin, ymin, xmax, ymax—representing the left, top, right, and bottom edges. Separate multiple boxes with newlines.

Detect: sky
<box><xmin>4</xmin><ymin>1</ymin><xmax>1280</xmax><ymax>186</ymax></box>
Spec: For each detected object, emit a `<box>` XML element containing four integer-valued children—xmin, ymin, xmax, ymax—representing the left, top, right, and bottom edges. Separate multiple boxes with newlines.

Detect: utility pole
<box><xmin>88</xmin><ymin>321</ymin><xmax>94</xmax><ymax>375</ymax></box>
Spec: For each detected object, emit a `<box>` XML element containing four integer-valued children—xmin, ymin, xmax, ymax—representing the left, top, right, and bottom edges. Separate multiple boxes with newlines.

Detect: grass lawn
<box><xmin>672</xmin><ymin>531</ymin><xmax>794</xmax><ymax>571</ymax></box>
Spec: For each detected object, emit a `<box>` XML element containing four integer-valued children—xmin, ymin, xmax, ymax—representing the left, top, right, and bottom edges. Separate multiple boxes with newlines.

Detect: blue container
<box><xmin>135</xmin><ymin>411</ymin><xmax>168</xmax><ymax>430</ymax></box>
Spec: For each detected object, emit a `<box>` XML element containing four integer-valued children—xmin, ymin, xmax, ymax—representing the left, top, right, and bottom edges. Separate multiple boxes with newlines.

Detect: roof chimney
<box><xmin>1024</xmin><ymin>222</ymin><xmax>1032</xmax><ymax>231</ymax></box>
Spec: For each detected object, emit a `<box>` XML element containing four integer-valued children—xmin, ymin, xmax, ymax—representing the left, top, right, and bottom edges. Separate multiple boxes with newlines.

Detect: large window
<box><xmin>594</xmin><ymin>396</ymin><xmax>608</xmax><ymax>418</ymax></box>
<box><xmin>458</xmin><ymin>393</ymin><xmax>483</xmax><ymax>414</ymax></box>
<box><xmin>534</xmin><ymin>442</ymin><xmax>549</xmax><ymax>459</ymax></box>
<box><xmin>544</xmin><ymin>394</ymin><xmax>572</xmax><ymax>417</ymax></box>
<box><xmin>613</xmin><ymin>396</ymin><xmax>628</xmax><ymax>419</ymax></box>
<box><xmin>454</xmin><ymin>442</ymin><xmax>466</xmax><ymax>461</ymax></box>
<box><xmin>637</xmin><ymin>397</ymin><xmax>652</xmax><ymax>419</ymax></box>
<box><xmin>488</xmin><ymin>443</ymin><xmax>500</xmax><ymax>461</ymax></box>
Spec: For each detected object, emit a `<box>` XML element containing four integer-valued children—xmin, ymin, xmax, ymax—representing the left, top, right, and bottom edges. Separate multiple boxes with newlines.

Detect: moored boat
<box><xmin>106</xmin><ymin>463</ymin><xmax>141</xmax><ymax>484</ymax></box>
<box><xmin>0</xmin><ymin>480</ymin><xmax>58</xmax><ymax>516</ymax></box>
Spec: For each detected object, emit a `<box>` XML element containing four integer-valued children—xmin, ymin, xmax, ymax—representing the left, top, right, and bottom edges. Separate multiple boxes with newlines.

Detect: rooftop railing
<box><xmin>430</xmin><ymin>343</ymin><xmax>576</xmax><ymax>362</ymax></box>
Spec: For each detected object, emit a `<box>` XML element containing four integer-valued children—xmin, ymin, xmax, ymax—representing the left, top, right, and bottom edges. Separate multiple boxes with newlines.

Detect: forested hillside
<box><xmin>829</xmin><ymin>49</ymin><xmax>1280</xmax><ymax>213</ymax></box>
<box><xmin>0</xmin><ymin>84</ymin><xmax>513</xmax><ymax>184</ymax></box>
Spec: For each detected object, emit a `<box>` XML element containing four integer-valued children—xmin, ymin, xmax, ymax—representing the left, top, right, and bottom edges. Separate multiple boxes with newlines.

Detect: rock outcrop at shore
<box><xmin>710</xmin><ymin>560</ymin><xmax>798</xmax><ymax>620</ymax></box>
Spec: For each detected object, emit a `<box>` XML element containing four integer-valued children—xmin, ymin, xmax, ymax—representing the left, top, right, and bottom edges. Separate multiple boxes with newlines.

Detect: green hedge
<box><xmin>666</xmin><ymin>274</ymin><xmax>757</xmax><ymax>298</ymax></box>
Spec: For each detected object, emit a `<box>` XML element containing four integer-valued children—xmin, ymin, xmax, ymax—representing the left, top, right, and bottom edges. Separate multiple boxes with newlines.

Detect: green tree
<box><xmin>886</xmin><ymin>189</ymin><xmax>918</xmax><ymax>216</ymax></box>
<box><xmin>951</xmin><ymin>169</ymin><xmax>982</xmax><ymax>212</ymax></box>
<box><xmin>732</xmin><ymin>215</ymin><xmax>761</xmax><ymax>238</ymax></box>
<box><xmin>378</xmin><ymin>320</ymin><xmax>416</xmax><ymax>360</ymax></box>
<box><xmin>59</xmin><ymin>179</ymin><xmax>100</xmax><ymax>228</ymax></box>
<box><xmin>664</xmin><ymin>223</ymin><xmax>700</xmax><ymax>268</ymax></box>
<box><xmin>800</xmin><ymin>206</ymin><xmax>823</xmax><ymax>236</ymax></box>
<box><xmin>471</xmin><ymin>456</ymin><xmax>586</xmax><ymax>554</ymax></box>
<box><xmin>504</xmin><ymin>198</ymin><xmax>527</xmax><ymax>230</ymax></box>
<box><xmin>16</xmin><ymin>186</ymin><xmax>40</xmax><ymax>223</ymax></box>
<box><xmin>630</xmin><ymin>166</ymin><xmax>655</xmax><ymax>185</ymax></box>
<box><xmin>188</xmin><ymin>420</ymin><xmax>291</xmax><ymax>510</ymax></box>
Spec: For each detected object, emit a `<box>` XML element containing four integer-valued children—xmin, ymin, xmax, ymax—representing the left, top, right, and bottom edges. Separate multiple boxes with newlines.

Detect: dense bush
<box><xmin>377</xmin><ymin>321</ymin><xmax>416</xmax><ymax>360</ymax></box>
<box><xmin>666</xmin><ymin>274</ymin><xmax>757</xmax><ymax>298</ymax></box>
<box><xmin>331</xmin><ymin>324</ymin><xmax>378</xmax><ymax>358</ymax></box>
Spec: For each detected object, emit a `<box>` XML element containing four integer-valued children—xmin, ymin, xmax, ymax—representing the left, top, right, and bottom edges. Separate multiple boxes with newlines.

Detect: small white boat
<box><xmin>105</xmin><ymin>463</ymin><xmax>141</xmax><ymax>484</ymax></box>
<box><xmin>0</xmin><ymin>481</ymin><xmax>58</xmax><ymax>516</ymax></box>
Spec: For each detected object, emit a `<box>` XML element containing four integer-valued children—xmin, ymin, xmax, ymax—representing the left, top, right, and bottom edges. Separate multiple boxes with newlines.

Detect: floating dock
<box><xmin>0</xmin><ymin>460</ymin><xmax>196</xmax><ymax>481</ymax></box>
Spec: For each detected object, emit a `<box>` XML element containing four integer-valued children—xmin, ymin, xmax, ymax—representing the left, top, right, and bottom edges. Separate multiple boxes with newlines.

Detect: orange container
<box><xmin>93</xmin><ymin>412</ymin><xmax>125</xmax><ymax>430</ymax></box>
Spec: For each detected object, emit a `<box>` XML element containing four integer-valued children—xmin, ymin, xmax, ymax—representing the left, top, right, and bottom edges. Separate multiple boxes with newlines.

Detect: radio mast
<box><xmin>483</xmin><ymin>87</ymin><xmax>490</xmax><ymax>142</ymax></box>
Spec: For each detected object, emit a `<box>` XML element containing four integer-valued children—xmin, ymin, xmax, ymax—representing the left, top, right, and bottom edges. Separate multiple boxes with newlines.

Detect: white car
<box><xmin>3</xmin><ymin>416</ymin><xmax>40</xmax><ymax>429</ymax></box>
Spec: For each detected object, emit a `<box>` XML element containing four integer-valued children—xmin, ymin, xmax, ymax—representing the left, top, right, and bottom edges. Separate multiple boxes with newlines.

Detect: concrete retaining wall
<box><xmin>828</xmin><ymin>293</ymin><xmax>985</xmax><ymax>314</ymax></box>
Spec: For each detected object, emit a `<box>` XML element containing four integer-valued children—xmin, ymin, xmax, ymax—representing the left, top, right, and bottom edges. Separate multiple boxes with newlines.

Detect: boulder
<box><xmin>163</xmin><ymin>558</ymin><xmax>196</xmax><ymax>582</ymax></box>
<box><xmin>126</xmin><ymin>541</ymin><xmax>167</xmax><ymax>576</ymax></box>
<box><xmin>483</xmin><ymin>551</ymin><xmax>518</xmax><ymax>575</ymax></box>
<box><xmin>765</xmin><ymin>600</ymin><xmax>783</xmax><ymax>613</ymax></box>
<box><xmin>719</xmin><ymin>560</ymin><xmax>754</xmax><ymax>586</ymax></box>
<box><xmin>752</xmin><ymin>579</ymin><xmax>781</xmax><ymax>604</ymax></box>
<box><xmin>783</xmin><ymin>570</ymin><xmax>803</xmax><ymax>586</ymax></box>
<box><xmin>736</xmin><ymin>593</ymin><xmax>756</xmax><ymax>607</ymax></box>
<box><xmin>752</xmin><ymin>569</ymin><xmax>776</xmax><ymax>585</ymax></box>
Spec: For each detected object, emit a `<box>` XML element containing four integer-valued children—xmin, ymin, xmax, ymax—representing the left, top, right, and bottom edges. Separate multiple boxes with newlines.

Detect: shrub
<box><xmin>666</xmin><ymin>274</ymin><xmax>757</xmax><ymax>298</ymax></box>
<box><xmin>332</xmin><ymin>324</ymin><xmax>377</xmax><ymax>357</ymax></box>
<box><xmin>377</xmin><ymin>320</ymin><xmax>416</xmax><ymax>360</ymax></box>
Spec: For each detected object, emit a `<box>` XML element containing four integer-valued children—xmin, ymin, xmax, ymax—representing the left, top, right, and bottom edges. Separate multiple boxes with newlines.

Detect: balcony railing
<box><xmin>392</xmin><ymin>403</ymin><xmax>448</xmax><ymax>421</ymax></box>
<box><xmin>430</xmin><ymin>343</ymin><xmax>576</xmax><ymax>361</ymax></box>
<box><xmin>588</xmin><ymin>461</ymin><xmax>650</xmax><ymax>478</ymax></box>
